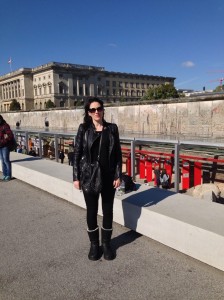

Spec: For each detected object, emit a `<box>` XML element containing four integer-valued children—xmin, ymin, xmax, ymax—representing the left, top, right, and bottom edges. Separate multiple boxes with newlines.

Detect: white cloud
<box><xmin>181</xmin><ymin>61</ymin><xmax>195</xmax><ymax>68</ymax></box>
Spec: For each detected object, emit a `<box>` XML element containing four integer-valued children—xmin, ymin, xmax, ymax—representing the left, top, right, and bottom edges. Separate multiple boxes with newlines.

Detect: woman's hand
<box><xmin>74</xmin><ymin>180</ymin><xmax>80</xmax><ymax>190</ymax></box>
<box><xmin>113</xmin><ymin>178</ymin><xmax>121</xmax><ymax>189</ymax></box>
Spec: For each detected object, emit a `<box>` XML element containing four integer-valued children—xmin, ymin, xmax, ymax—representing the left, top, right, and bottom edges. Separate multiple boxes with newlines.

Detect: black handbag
<box><xmin>80</xmin><ymin>131</ymin><xmax>103</xmax><ymax>194</ymax></box>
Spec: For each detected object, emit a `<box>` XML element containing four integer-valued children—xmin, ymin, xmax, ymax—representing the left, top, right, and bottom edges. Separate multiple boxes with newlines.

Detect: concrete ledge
<box><xmin>2</xmin><ymin>152</ymin><xmax>224</xmax><ymax>271</ymax></box>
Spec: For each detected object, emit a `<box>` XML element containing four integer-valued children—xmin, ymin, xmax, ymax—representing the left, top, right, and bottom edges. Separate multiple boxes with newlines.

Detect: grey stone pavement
<box><xmin>1</xmin><ymin>177</ymin><xmax>224</xmax><ymax>300</ymax></box>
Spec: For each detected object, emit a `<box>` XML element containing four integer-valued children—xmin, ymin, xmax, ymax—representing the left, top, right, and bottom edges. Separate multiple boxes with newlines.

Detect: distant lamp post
<box><xmin>16</xmin><ymin>120</ymin><xmax>21</xmax><ymax>129</ymax></box>
<box><xmin>45</xmin><ymin>117</ymin><xmax>49</xmax><ymax>129</ymax></box>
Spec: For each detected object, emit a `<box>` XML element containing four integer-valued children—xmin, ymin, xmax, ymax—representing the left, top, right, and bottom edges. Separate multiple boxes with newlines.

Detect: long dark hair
<box><xmin>0</xmin><ymin>115</ymin><xmax>6</xmax><ymax>125</ymax></box>
<box><xmin>83</xmin><ymin>97</ymin><xmax>105</xmax><ymax>127</ymax></box>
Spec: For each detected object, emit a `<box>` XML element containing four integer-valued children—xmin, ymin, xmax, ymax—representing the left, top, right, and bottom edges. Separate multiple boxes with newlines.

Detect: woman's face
<box><xmin>88</xmin><ymin>101</ymin><xmax>104</xmax><ymax>122</ymax></box>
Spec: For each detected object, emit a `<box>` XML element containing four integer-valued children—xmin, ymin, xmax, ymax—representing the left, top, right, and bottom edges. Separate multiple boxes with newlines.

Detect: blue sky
<box><xmin>0</xmin><ymin>0</ymin><xmax>224</xmax><ymax>91</ymax></box>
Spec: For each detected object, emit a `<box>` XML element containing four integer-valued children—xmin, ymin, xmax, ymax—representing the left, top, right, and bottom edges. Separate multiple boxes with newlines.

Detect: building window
<box><xmin>130</xmin><ymin>82</ymin><xmax>134</xmax><ymax>88</ymax></box>
<box><xmin>49</xmin><ymin>85</ymin><xmax>52</xmax><ymax>94</ymax></box>
<box><xmin>119</xmin><ymin>81</ymin><xmax>122</xmax><ymax>87</ymax></box>
<box><xmin>112</xmin><ymin>81</ymin><xmax>116</xmax><ymax>87</ymax></box>
<box><xmin>113</xmin><ymin>89</ymin><xmax>116</xmax><ymax>96</ymax></box>
<box><xmin>106</xmin><ymin>80</ymin><xmax>110</xmax><ymax>86</ymax></box>
<box><xmin>106</xmin><ymin>89</ymin><xmax>109</xmax><ymax>96</ymax></box>
<box><xmin>59</xmin><ymin>83</ymin><xmax>64</xmax><ymax>94</ymax></box>
<box><xmin>125</xmin><ymin>82</ymin><xmax>128</xmax><ymax>88</ymax></box>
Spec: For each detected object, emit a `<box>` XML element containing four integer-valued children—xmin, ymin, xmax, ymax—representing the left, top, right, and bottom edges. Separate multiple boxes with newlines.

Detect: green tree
<box><xmin>214</xmin><ymin>85</ymin><xmax>224</xmax><ymax>92</ymax></box>
<box><xmin>45</xmin><ymin>99</ymin><xmax>56</xmax><ymax>108</ymax></box>
<box><xmin>9</xmin><ymin>99</ymin><xmax>21</xmax><ymax>111</ymax></box>
<box><xmin>142</xmin><ymin>84</ymin><xmax>179</xmax><ymax>101</ymax></box>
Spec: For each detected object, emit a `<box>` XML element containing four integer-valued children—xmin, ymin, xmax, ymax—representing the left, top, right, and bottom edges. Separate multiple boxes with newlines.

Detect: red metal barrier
<box><xmin>194</xmin><ymin>162</ymin><xmax>202</xmax><ymax>187</ymax></box>
<box><xmin>139</xmin><ymin>155</ymin><xmax>146</xmax><ymax>179</ymax></box>
<box><xmin>126</xmin><ymin>156</ymin><xmax>131</xmax><ymax>176</ymax></box>
<box><xmin>146</xmin><ymin>159</ymin><xmax>153</xmax><ymax>181</ymax></box>
<box><xmin>122</xmin><ymin>147</ymin><xmax>224</xmax><ymax>188</ymax></box>
<box><xmin>182</xmin><ymin>160</ymin><xmax>190</xmax><ymax>190</ymax></box>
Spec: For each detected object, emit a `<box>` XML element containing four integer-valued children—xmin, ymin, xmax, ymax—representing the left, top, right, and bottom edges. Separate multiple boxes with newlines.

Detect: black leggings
<box><xmin>83</xmin><ymin>180</ymin><xmax>115</xmax><ymax>230</ymax></box>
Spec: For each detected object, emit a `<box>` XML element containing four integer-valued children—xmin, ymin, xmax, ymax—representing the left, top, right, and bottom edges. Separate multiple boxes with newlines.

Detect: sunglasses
<box><xmin>88</xmin><ymin>106</ymin><xmax>103</xmax><ymax>113</ymax></box>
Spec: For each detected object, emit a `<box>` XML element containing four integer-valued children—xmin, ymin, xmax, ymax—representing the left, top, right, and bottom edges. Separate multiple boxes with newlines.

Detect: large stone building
<box><xmin>0</xmin><ymin>62</ymin><xmax>175</xmax><ymax>111</ymax></box>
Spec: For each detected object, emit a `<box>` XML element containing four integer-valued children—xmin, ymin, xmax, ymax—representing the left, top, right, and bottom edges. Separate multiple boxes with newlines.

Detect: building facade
<box><xmin>0</xmin><ymin>62</ymin><xmax>175</xmax><ymax>111</ymax></box>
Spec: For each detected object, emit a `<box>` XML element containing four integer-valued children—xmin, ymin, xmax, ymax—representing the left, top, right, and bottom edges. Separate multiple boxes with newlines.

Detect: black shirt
<box><xmin>91</xmin><ymin>129</ymin><xmax>110</xmax><ymax>174</ymax></box>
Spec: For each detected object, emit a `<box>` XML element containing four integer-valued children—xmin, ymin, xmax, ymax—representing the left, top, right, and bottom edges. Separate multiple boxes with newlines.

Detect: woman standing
<box><xmin>0</xmin><ymin>115</ymin><xmax>13</xmax><ymax>181</ymax></box>
<box><xmin>73</xmin><ymin>98</ymin><xmax>122</xmax><ymax>261</ymax></box>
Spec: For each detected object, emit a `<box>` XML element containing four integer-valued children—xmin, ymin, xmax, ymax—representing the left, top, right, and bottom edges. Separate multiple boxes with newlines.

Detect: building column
<box><xmin>89</xmin><ymin>83</ymin><xmax>94</xmax><ymax>96</ymax></box>
<box><xmin>83</xmin><ymin>83</ymin><xmax>86</xmax><ymax>96</ymax></box>
<box><xmin>76</xmin><ymin>78</ymin><xmax>80</xmax><ymax>96</ymax></box>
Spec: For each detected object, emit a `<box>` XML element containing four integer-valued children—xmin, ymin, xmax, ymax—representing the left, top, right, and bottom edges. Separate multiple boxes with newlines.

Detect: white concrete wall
<box><xmin>1</xmin><ymin>98</ymin><xmax>224</xmax><ymax>137</ymax></box>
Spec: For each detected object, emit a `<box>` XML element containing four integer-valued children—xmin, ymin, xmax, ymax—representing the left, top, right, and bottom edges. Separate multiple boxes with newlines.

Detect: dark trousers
<box><xmin>83</xmin><ymin>178</ymin><xmax>115</xmax><ymax>231</ymax></box>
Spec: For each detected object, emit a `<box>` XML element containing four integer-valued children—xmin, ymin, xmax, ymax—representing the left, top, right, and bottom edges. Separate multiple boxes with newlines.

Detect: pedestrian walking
<box><xmin>0</xmin><ymin>115</ymin><xmax>14</xmax><ymax>181</ymax></box>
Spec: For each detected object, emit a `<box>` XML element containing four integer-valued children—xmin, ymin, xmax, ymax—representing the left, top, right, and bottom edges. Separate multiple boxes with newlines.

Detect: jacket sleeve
<box><xmin>0</xmin><ymin>124</ymin><xmax>14</xmax><ymax>148</ymax></box>
<box><xmin>113</xmin><ymin>124</ymin><xmax>122</xmax><ymax>180</ymax></box>
<box><xmin>73</xmin><ymin>124</ymin><xmax>84</xmax><ymax>181</ymax></box>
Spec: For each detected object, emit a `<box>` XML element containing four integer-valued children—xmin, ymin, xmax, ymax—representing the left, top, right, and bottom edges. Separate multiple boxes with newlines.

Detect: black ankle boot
<box><xmin>87</xmin><ymin>227</ymin><xmax>100</xmax><ymax>261</ymax></box>
<box><xmin>101</xmin><ymin>227</ymin><xmax>115</xmax><ymax>260</ymax></box>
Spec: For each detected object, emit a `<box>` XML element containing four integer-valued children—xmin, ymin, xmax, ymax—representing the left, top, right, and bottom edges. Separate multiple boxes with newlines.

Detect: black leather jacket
<box><xmin>73</xmin><ymin>121</ymin><xmax>122</xmax><ymax>182</ymax></box>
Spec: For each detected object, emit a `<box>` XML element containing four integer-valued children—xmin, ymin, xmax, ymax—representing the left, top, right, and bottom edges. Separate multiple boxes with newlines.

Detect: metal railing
<box><xmin>12</xmin><ymin>128</ymin><xmax>224</xmax><ymax>194</ymax></box>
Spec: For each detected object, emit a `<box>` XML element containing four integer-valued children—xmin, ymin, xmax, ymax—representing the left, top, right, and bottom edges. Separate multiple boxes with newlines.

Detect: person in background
<box><xmin>68</xmin><ymin>147</ymin><xmax>74</xmax><ymax>166</ymax></box>
<box><xmin>0</xmin><ymin>115</ymin><xmax>13</xmax><ymax>181</ymax></box>
<box><xmin>59</xmin><ymin>148</ymin><xmax>65</xmax><ymax>163</ymax></box>
<box><xmin>160</xmin><ymin>168</ymin><xmax>170</xmax><ymax>189</ymax></box>
<box><xmin>28</xmin><ymin>147</ymin><xmax>36</xmax><ymax>157</ymax></box>
<box><xmin>22</xmin><ymin>145</ymin><xmax>28</xmax><ymax>154</ymax></box>
<box><xmin>16</xmin><ymin>145</ymin><xmax>22</xmax><ymax>153</ymax></box>
<box><xmin>154</xmin><ymin>165</ymin><xmax>161</xmax><ymax>187</ymax></box>
<box><xmin>73</xmin><ymin>97</ymin><xmax>122</xmax><ymax>261</ymax></box>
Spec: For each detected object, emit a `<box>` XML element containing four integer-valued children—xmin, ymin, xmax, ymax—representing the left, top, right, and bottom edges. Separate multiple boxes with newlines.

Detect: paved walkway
<box><xmin>1</xmin><ymin>177</ymin><xmax>224</xmax><ymax>300</ymax></box>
